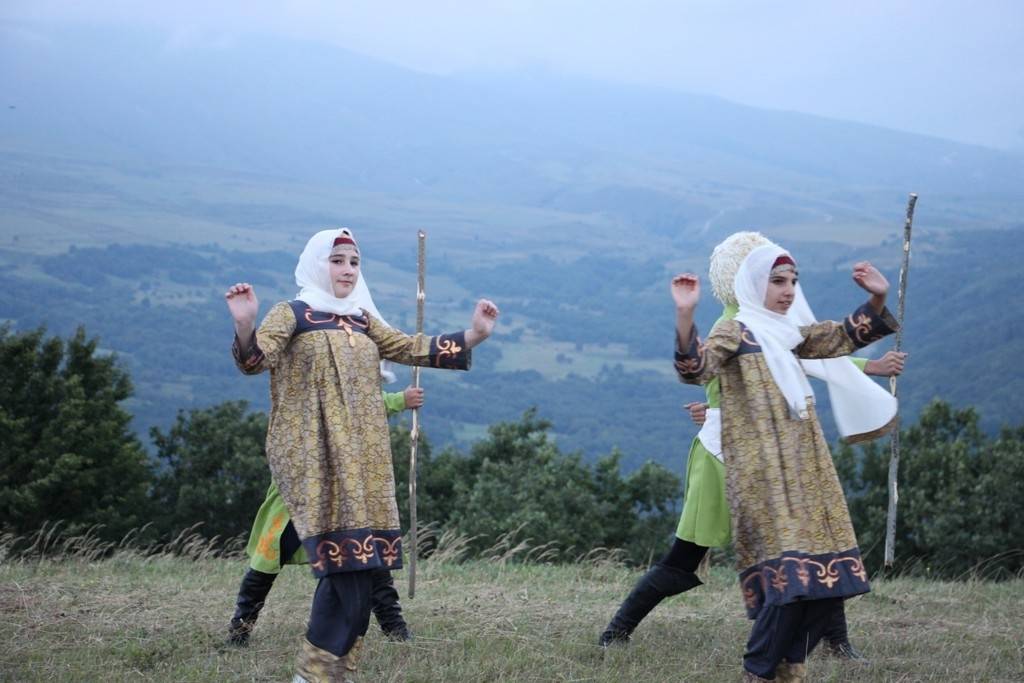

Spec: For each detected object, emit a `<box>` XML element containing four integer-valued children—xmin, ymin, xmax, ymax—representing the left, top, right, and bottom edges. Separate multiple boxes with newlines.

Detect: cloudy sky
<box><xmin>3</xmin><ymin>0</ymin><xmax>1022</xmax><ymax>150</ymax></box>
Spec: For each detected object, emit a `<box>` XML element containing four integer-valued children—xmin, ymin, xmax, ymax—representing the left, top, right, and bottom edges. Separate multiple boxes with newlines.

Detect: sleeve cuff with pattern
<box><xmin>843</xmin><ymin>303</ymin><xmax>899</xmax><ymax>348</ymax></box>
<box><xmin>430</xmin><ymin>330</ymin><xmax>472</xmax><ymax>370</ymax></box>
<box><xmin>673</xmin><ymin>325</ymin><xmax>706</xmax><ymax>381</ymax></box>
<box><xmin>232</xmin><ymin>331</ymin><xmax>266</xmax><ymax>374</ymax></box>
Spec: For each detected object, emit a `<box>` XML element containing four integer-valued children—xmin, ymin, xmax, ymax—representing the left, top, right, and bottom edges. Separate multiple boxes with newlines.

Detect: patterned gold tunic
<box><xmin>234</xmin><ymin>300</ymin><xmax>469</xmax><ymax>578</ymax></box>
<box><xmin>674</xmin><ymin>302</ymin><xmax>897</xmax><ymax>617</ymax></box>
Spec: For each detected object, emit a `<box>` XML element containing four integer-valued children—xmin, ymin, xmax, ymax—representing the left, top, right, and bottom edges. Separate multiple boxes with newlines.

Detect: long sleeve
<box><xmin>232</xmin><ymin>302</ymin><xmax>297</xmax><ymax>375</ymax></box>
<box><xmin>797</xmin><ymin>302</ymin><xmax>898</xmax><ymax>360</ymax></box>
<box><xmin>674</xmin><ymin>320</ymin><xmax>743</xmax><ymax>386</ymax></box>
<box><xmin>382</xmin><ymin>390</ymin><xmax>406</xmax><ymax>416</ymax></box>
<box><xmin>365</xmin><ymin>314</ymin><xmax>471</xmax><ymax>370</ymax></box>
<box><xmin>848</xmin><ymin>356</ymin><xmax>869</xmax><ymax>373</ymax></box>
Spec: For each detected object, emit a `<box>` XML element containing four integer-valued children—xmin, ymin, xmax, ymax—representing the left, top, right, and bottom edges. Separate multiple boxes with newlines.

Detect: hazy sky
<box><xmin>3</xmin><ymin>0</ymin><xmax>1022</xmax><ymax>150</ymax></box>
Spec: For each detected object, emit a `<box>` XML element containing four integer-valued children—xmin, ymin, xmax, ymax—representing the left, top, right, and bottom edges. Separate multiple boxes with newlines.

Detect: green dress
<box><xmin>244</xmin><ymin>391</ymin><xmax>408</xmax><ymax>574</ymax></box>
<box><xmin>675</xmin><ymin>304</ymin><xmax>871</xmax><ymax>549</ymax></box>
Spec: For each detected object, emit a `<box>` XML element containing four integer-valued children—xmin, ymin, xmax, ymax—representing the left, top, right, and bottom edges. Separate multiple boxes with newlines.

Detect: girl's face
<box><xmin>764</xmin><ymin>269</ymin><xmax>797</xmax><ymax>314</ymax></box>
<box><xmin>329</xmin><ymin>249</ymin><xmax>360</xmax><ymax>298</ymax></box>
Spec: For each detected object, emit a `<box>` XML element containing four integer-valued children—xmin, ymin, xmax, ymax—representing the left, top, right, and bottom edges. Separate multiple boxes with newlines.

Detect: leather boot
<box><xmin>598</xmin><ymin>562</ymin><xmax>702</xmax><ymax>646</ymax></box>
<box><xmin>821</xmin><ymin>601</ymin><xmax>869</xmax><ymax>663</ymax></box>
<box><xmin>227</xmin><ymin>568</ymin><xmax>277</xmax><ymax>646</ymax></box>
<box><xmin>370</xmin><ymin>568</ymin><xmax>412</xmax><ymax>641</ymax></box>
<box><xmin>775</xmin><ymin>661</ymin><xmax>807</xmax><ymax>682</ymax></box>
<box><xmin>824</xmin><ymin>639</ymin><xmax>870</xmax><ymax>663</ymax></box>
<box><xmin>295</xmin><ymin>637</ymin><xmax>360</xmax><ymax>683</ymax></box>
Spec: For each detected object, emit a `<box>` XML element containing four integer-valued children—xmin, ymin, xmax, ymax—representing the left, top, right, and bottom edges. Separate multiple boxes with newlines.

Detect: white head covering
<box><xmin>734</xmin><ymin>244</ymin><xmax>816</xmax><ymax>419</ymax></box>
<box><xmin>294</xmin><ymin>228</ymin><xmax>397</xmax><ymax>383</ymax></box>
<box><xmin>789</xmin><ymin>284</ymin><xmax>898</xmax><ymax>442</ymax></box>
<box><xmin>733</xmin><ymin>243</ymin><xmax>897</xmax><ymax>438</ymax></box>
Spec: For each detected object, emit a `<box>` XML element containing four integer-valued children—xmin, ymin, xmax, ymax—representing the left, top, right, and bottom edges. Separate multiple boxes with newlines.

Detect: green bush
<box><xmin>835</xmin><ymin>400</ymin><xmax>1024</xmax><ymax>578</ymax></box>
<box><xmin>0</xmin><ymin>325</ymin><xmax>153</xmax><ymax>540</ymax></box>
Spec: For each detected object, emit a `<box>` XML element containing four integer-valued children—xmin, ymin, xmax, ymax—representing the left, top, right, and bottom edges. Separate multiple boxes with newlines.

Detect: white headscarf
<box><xmin>789</xmin><ymin>284</ymin><xmax>898</xmax><ymax>442</ymax></box>
<box><xmin>294</xmin><ymin>228</ymin><xmax>397</xmax><ymax>383</ymax></box>
<box><xmin>733</xmin><ymin>244</ymin><xmax>897</xmax><ymax>438</ymax></box>
<box><xmin>734</xmin><ymin>244</ymin><xmax>815</xmax><ymax>419</ymax></box>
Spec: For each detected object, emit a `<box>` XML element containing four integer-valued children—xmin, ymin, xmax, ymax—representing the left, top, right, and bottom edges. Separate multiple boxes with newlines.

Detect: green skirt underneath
<box><xmin>245</xmin><ymin>482</ymin><xmax>309</xmax><ymax>573</ymax></box>
<box><xmin>675</xmin><ymin>437</ymin><xmax>731</xmax><ymax>548</ymax></box>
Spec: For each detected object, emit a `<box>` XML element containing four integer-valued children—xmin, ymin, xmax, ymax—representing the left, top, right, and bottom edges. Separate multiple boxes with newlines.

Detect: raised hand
<box><xmin>463</xmin><ymin>299</ymin><xmax>499</xmax><ymax>349</ymax></box>
<box><xmin>671</xmin><ymin>273</ymin><xmax>701</xmax><ymax>311</ymax></box>
<box><xmin>852</xmin><ymin>262</ymin><xmax>889</xmax><ymax>297</ymax></box>
<box><xmin>471</xmin><ymin>299</ymin><xmax>499</xmax><ymax>338</ymax></box>
<box><xmin>225</xmin><ymin>282</ymin><xmax>259</xmax><ymax>326</ymax></box>
<box><xmin>864</xmin><ymin>350</ymin><xmax>907</xmax><ymax>377</ymax></box>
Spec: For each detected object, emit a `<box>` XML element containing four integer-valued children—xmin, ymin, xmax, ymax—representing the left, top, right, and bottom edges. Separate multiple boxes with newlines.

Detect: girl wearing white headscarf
<box><xmin>600</xmin><ymin>233</ymin><xmax>901</xmax><ymax>661</ymax></box>
<box><xmin>670</xmin><ymin>244</ymin><xmax>897</xmax><ymax>681</ymax></box>
<box><xmin>226</xmin><ymin>228</ymin><xmax>499</xmax><ymax>683</ymax></box>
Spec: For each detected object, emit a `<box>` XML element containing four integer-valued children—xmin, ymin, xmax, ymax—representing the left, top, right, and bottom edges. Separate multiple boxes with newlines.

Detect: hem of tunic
<box><xmin>841</xmin><ymin>413</ymin><xmax>898</xmax><ymax>445</ymax></box>
<box><xmin>738</xmin><ymin>546</ymin><xmax>870</xmax><ymax>619</ymax></box>
<box><xmin>303</xmin><ymin>528</ymin><xmax>403</xmax><ymax>578</ymax></box>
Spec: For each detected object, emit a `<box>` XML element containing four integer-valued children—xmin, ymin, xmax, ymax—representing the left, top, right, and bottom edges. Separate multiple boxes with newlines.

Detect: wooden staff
<box><xmin>884</xmin><ymin>193</ymin><xmax>917</xmax><ymax>569</ymax></box>
<box><xmin>408</xmin><ymin>230</ymin><xmax>426</xmax><ymax>598</ymax></box>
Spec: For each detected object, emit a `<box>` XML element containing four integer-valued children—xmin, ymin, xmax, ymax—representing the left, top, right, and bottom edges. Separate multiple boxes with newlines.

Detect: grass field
<box><xmin>2</xmin><ymin>547</ymin><xmax>1021</xmax><ymax>682</ymax></box>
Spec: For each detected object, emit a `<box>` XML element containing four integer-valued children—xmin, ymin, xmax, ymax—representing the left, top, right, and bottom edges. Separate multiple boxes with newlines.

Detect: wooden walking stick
<box><xmin>408</xmin><ymin>230</ymin><xmax>426</xmax><ymax>598</ymax></box>
<box><xmin>884</xmin><ymin>193</ymin><xmax>917</xmax><ymax>569</ymax></box>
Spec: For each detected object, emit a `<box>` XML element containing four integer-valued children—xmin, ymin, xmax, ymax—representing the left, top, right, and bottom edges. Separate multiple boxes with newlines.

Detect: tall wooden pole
<box><xmin>408</xmin><ymin>230</ymin><xmax>426</xmax><ymax>598</ymax></box>
<box><xmin>884</xmin><ymin>193</ymin><xmax>917</xmax><ymax>569</ymax></box>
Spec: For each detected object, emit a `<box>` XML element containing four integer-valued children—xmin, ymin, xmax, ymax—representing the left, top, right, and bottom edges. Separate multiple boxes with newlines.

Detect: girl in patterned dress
<box><xmin>671</xmin><ymin>244</ymin><xmax>897</xmax><ymax>681</ymax></box>
<box><xmin>599</xmin><ymin>232</ymin><xmax>901</xmax><ymax>665</ymax></box>
<box><xmin>225</xmin><ymin>228</ymin><xmax>498</xmax><ymax>683</ymax></box>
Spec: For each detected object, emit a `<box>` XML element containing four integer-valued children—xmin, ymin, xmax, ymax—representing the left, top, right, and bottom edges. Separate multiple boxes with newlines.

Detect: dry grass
<box><xmin>1</xmin><ymin>537</ymin><xmax>1022</xmax><ymax>682</ymax></box>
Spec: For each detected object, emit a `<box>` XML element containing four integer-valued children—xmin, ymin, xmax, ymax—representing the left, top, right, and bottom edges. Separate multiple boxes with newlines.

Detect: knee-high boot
<box><xmin>821</xmin><ymin>601</ymin><xmax>869</xmax><ymax>663</ymax></box>
<box><xmin>599</xmin><ymin>562</ymin><xmax>702</xmax><ymax>646</ymax></box>
<box><xmin>370</xmin><ymin>568</ymin><xmax>411</xmax><ymax>641</ymax></box>
<box><xmin>228</xmin><ymin>568</ymin><xmax>278</xmax><ymax>646</ymax></box>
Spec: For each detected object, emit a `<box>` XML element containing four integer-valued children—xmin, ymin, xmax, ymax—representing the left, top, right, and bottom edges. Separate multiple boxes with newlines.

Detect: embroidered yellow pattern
<box><xmin>435</xmin><ymin>337</ymin><xmax>463</xmax><ymax>367</ymax></box>
<box><xmin>256</xmin><ymin>513</ymin><xmax>286</xmax><ymax>562</ymax></box>
<box><xmin>674</xmin><ymin>313</ymin><xmax>893</xmax><ymax>613</ymax></box>
<box><xmin>378</xmin><ymin>536</ymin><xmax>401</xmax><ymax>567</ymax></box>
<box><xmin>233</xmin><ymin>303</ymin><xmax>448</xmax><ymax>573</ymax></box>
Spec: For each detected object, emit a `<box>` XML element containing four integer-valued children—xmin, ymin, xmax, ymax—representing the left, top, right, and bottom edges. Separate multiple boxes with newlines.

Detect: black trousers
<box><xmin>660</xmin><ymin>537</ymin><xmax>850</xmax><ymax>645</ymax></box>
<box><xmin>743</xmin><ymin>597</ymin><xmax>841</xmax><ymax>678</ymax></box>
<box><xmin>279</xmin><ymin>520</ymin><xmax>303</xmax><ymax>567</ymax></box>
<box><xmin>307</xmin><ymin>570</ymin><xmax>375</xmax><ymax>657</ymax></box>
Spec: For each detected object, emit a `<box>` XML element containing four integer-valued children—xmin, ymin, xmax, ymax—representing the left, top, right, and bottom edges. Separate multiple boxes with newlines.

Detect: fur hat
<box><xmin>709</xmin><ymin>231</ymin><xmax>780</xmax><ymax>305</ymax></box>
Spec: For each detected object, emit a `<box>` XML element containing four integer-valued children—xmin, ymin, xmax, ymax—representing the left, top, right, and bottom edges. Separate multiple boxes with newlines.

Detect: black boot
<box><xmin>370</xmin><ymin>568</ymin><xmax>412</xmax><ymax>641</ymax></box>
<box><xmin>824</xmin><ymin>639</ymin><xmax>870</xmax><ymax>663</ymax></box>
<box><xmin>599</xmin><ymin>563</ymin><xmax>702</xmax><ymax>646</ymax></box>
<box><xmin>821</xmin><ymin>601</ymin><xmax>869</xmax><ymax>664</ymax></box>
<box><xmin>227</xmin><ymin>568</ymin><xmax>277</xmax><ymax>646</ymax></box>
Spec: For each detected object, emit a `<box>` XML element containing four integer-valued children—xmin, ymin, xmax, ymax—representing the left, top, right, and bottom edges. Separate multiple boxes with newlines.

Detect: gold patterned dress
<box><xmin>674</xmin><ymin>302</ymin><xmax>897</xmax><ymax>617</ymax></box>
<box><xmin>234</xmin><ymin>299</ymin><xmax>469</xmax><ymax>578</ymax></box>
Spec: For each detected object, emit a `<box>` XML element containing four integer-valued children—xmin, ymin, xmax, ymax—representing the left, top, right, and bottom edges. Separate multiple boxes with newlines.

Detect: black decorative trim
<box><xmin>303</xmin><ymin>528</ymin><xmax>403</xmax><ymax>577</ymax></box>
<box><xmin>673</xmin><ymin>325</ymin><xmax>705</xmax><ymax>380</ymax></box>
<box><xmin>735</xmin><ymin>322</ymin><xmax>762</xmax><ymax>355</ymax></box>
<box><xmin>843</xmin><ymin>303</ymin><xmax>899</xmax><ymax>348</ymax></box>
<box><xmin>430</xmin><ymin>330</ymin><xmax>471</xmax><ymax>370</ymax></box>
<box><xmin>289</xmin><ymin>300</ymin><xmax>370</xmax><ymax>338</ymax></box>
<box><xmin>232</xmin><ymin>331</ymin><xmax>265</xmax><ymax>373</ymax></box>
<box><xmin>739</xmin><ymin>547</ymin><xmax>870</xmax><ymax>619</ymax></box>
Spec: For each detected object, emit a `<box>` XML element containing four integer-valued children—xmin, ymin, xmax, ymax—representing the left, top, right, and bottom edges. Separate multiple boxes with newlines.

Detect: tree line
<box><xmin>2</xmin><ymin>325</ymin><xmax>1022</xmax><ymax>576</ymax></box>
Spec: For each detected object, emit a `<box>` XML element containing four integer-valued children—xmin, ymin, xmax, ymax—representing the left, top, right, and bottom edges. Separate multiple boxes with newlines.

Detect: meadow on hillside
<box><xmin>1</xmin><ymin>540</ymin><xmax>1021</xmax><ymax>682</ymax></box>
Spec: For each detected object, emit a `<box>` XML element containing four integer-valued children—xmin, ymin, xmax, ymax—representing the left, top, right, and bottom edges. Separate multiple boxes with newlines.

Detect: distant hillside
<box><xmin>2</xmin><ymin>23</ymin><xmax>1022</xmax><ymax>238</ymax></box>
<box><xmin>1</xmin><ymin>22</ymin><xmax>1022</xmax><ymax>469</ymax></box>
